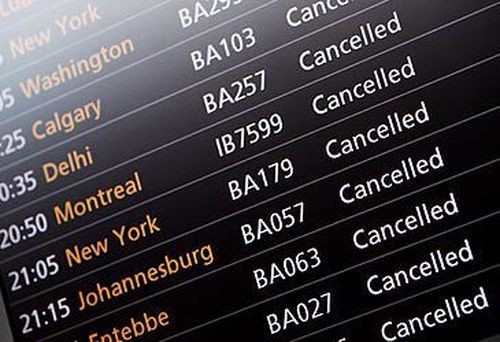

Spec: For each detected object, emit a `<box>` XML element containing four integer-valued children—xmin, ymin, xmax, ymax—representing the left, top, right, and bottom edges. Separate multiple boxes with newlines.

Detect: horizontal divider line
<box><xmin>40</xmin><ymin>211</ymin><xmax>500</xmax><ymax>341</ymax></box>
<box><xmin>0</xmin><ymin>0</ymin><xmax>283</xmax><ymax>125</ymax></box>
<box><xmin>0</xmin><ymin>0</ymin><xmax>175</xmax><ymax>81</ymax></box>
<box><xmin>7</xmin><ymin>0</ymin><xmax>497</xmax><ymax>174</ymax></box>
<box><xmin>8</xmin><ymin>104</ymin><xmax>499</xmax><ymax>305</ymax></box>
<box><xmin>0</xmin><ymin>90</ymin><xmax>497</xmax><ymax>266</ymax></box>
<box><xmin>0</xmin><ymin>51</ymin><xmax>497</xmax><ymax>263</ymax></box>
<box><xmin>1</xmin><ymin>2</ymin><xmax>498</xmax><ymax>341</ymax></box>
<box><xmin>0</xmin><ymin>0</ymin><xmax>72</xmax><ymax>35</ymax></box>
<box><xmin>0</xmin><ymin>0</ymin><xmax>388</xmax><ymax>165</ymax></box>
<box><xmin>291</xmin><ymin>264</ymin><xmax>500</xmax><ymax>341</ymax></box>
<box><xmin>0</xmin><ymin>3</ymin><xmax>497</xmax><ymax>215</ymax></box>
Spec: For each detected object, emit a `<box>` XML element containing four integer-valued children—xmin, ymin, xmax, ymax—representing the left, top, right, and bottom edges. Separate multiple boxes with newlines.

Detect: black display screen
<box><xmin>0</xmin><ymin>0</ymin><xmax>498</xmax><ymax>341</ymax></box>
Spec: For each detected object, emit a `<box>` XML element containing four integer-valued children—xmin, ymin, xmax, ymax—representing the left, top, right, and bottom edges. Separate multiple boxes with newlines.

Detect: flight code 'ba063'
<box><xmin>215</xmin><ymin>112</ymin><xmax>283</xmax><ymax>157</ymax></box>
<box><xmin>228</xmin><ymin>158</ymin><xmax>294</xmax><ymax>201</ymax></box>
<box><xmin>253</xmin><ymin>247</ymin><xmax>321</xmax><ymax>289</ymax></box>
<box><xmin>203</xmin><ymin>69</ymin><xmax>266</xmax><ymax>115</ymax></box>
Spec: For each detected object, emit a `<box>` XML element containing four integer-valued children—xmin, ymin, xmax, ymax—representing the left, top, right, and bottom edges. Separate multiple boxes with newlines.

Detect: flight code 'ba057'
<box><xmin>203</xmin><ymin>69</ymin><xmax>266</xmax><ymax>115</ymax></box>
<box><xmin>241</xmin><ymin>201</ymin><xmax>305</xmax><ymax>245</ymax></box>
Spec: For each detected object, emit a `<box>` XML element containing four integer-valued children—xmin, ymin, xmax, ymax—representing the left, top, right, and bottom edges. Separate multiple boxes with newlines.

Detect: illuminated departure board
<box><xmin>0</xmin><ymin>0</ymin><xmax>498</xmax><ymax>341</ymax></box>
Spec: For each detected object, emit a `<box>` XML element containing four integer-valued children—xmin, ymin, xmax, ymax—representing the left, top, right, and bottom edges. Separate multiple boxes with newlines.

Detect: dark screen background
<box><xmin>0</xmin><ymin>0</ymin><xmax>498</xmax><ymax>341</ymax></box>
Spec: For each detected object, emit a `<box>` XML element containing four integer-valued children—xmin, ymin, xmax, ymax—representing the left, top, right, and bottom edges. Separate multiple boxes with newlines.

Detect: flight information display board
<box><xmin>0</xmin><ymin>0</ymin><xmax>498</xmax><ymax>341</ymax></box>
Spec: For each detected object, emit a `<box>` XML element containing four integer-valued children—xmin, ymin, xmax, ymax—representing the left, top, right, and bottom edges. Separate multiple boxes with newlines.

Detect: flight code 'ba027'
<box><xmin>267</xmin><ymin>291</ymin><xmax>333</xmax><ymax>335</ymax></box>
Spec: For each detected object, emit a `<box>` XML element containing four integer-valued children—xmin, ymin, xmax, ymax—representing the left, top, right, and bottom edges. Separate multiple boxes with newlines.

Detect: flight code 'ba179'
<box><xmin>228</xmin><ymin>158</ymin><xmax>294</xmax><ymax>201</ymax></box>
